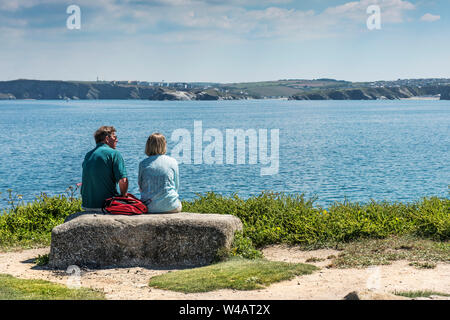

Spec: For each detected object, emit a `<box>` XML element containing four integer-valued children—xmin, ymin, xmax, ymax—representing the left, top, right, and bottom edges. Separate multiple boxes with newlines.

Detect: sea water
<box><xmin>0</xmin><ymin>99</ymin><xmax>448</xmax><ymax>209</ymax></box>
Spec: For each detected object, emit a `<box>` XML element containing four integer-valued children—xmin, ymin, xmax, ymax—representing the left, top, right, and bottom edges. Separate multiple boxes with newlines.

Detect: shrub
<box><xmin>0</xmin><ymin>190</ymin><xmax>82</xmax><ymax>249</ymax></box>
<box><xmin>410</xmin><ymin>197</ymin><xmax>450</xmax><ymax>240</ymax></box>
<box><xmin>218</xmin><ymin>231</ymin><xmax>262</xmax><ymax>260</ymax></box>
<box><xmin>1</xmin><ymin>189</ymin><xmax>448</xmax><ymax>251</ymax></box>
<box><xmin>183</xmin><ymin>192</ymin><xmax>450</xmax><ymax>248</ymax></box>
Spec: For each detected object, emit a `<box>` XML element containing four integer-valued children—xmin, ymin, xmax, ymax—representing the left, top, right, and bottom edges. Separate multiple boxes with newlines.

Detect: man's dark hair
<box><xmin>94</xmin><ymin>126</ymin><xmax>116</xmax><ymax>143</ymax></box>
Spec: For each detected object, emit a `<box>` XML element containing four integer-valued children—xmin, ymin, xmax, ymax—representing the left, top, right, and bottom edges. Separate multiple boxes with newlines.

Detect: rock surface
<box><xmin>290</xmin><ymin>85</ymin><xmax>449</xmax><ymax>100</ymax></box>
<box><xmin>0</xmin><ymin>80</ymin><xmax>238</xmax><ymax>100</ymax></box>
<box><xmin>49</xmin><ymin>212</ymin><xmax>243</xmax><ymax>269</ymax></box>
<box><xmin>441</xmin><ymin>88</ymin><xmax>450</xmax><ymax>100</ymax></box>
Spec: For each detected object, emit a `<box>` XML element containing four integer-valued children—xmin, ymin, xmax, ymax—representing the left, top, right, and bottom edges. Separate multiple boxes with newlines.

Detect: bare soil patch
<box><xmin>0</xmin><ymin>246</ymin><xmax>448</xmax><ymax>300</ymax></box>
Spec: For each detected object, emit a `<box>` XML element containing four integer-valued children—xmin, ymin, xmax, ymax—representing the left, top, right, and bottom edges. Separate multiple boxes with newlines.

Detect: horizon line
<box><xmin>2</xmin><ymin>77</ymin><xmax>450</xmax><ymax>85</ymax></box>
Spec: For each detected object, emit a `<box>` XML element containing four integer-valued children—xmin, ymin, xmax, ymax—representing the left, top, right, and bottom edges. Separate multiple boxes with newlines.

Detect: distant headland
<box><xmin>0</xmin><ymin>78</ymin><xmax>449</xmax><ymax>101</ymax></box>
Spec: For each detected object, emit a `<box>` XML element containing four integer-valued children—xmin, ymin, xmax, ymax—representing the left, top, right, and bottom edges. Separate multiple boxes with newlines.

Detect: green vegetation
<box><xmin>0</xmin><ymin>188</ymin><xmax>81</xmax><ymax>251</ymax></box>
<box><xmin>327</xmin><ymin>236</ymin><xmax>449</xmax><ymax>268</ymax></box>
<box><xmin>182</xmin><ymin>192</ymin><xmax>449</xmax><ymax>249</ymax></box>
<box><xmin>220</xmin><ymin>79</ymin><xmax>352</xmax><ymax>98</ymax></box>
<box><xmin>305</xmin><ymin>257</ymin><xmax>326</xmax><ymax>263</ymax></box>
<box><xmin>34</xmin><ymin>254</ymin><xmax>50</xmax><ymax>267</ymax></box>
<box><xmin>408</xmin><ymin>261</ymin><xmax>437</xmax><ymax>269</ymax></box>
<box><xmin>0</xmin><ymin>189</ymin><xmax>448</xmax><ymax>297</ymax></box>
<box><xmin>217</xmin><ymin>231</ymin><xmax>263</xmax><ymax>261</ymax></box>
<box><xmin>0</xmin><ymin>274</ymin><xmax>105</xmax><ymax>300</ymax></box>
<box><xmin>1</xmin><ymin>189</ymin><xmax>448</xmax><ymax>258</ymax></box>
<box><xmin>148</xmin><ymin>257</ymin><xmax>318</xmax><ymax>293</ymax></box>
<box><xmin>2</xmin><ymin>78</ymin><xmax>450</xmax><ymax>100</ymax></box>
<box><xmin>393</xmin><ymin>290</ymin><xmax>450</xmax><ymax>299</ymax></box>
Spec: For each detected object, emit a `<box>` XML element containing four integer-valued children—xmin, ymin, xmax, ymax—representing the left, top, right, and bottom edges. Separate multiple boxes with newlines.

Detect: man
<box><xmin>81</xmin><ymin>126</ymin><xmax>128</xmax><ymax>210</ymax></box>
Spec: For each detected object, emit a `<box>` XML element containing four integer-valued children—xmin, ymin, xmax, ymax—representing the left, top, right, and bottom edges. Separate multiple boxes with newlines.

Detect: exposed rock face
<box><xmin>289</xmin><ymin>85</ymin><xmax>450</xmax><ymax>100</ymax></box>
<box><xmin>0</xmin><ymin>93</ymin><xmax>15</xmax><ymax>99</ymax></box>
<box><xmin>49</xmin><ymin>212</ymin><xmax>243</xmax><ymax>269</ymax></box>
<box><xmin>440</xmin><ymin>87</ymin><xmax>450</xmax><ymax>100</ymax></box>
<box><xmin>151</xmin><ymin>87</ymin><xmax>195</xmax><ymax>100</ymax></box>
<box><xmin>195</xmin><ymin>91</ymin><xmax>220</xmax><ymax>100</ymax></box>
<box><xmin>0</xmin><ymin>80</ymin><xmax>228</xmax><ymax>101</ymax></box>
<box><xmin>2</xmin><ymin>79</ymin><xmax>450</xmax><ymax>101</ymax></box>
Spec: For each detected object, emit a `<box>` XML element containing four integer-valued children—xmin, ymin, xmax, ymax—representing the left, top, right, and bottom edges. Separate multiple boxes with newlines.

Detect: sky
<box><xmin>0</xmin><ymin>0</ymin><xmax>448</xmax><ymax>83</ymax></box>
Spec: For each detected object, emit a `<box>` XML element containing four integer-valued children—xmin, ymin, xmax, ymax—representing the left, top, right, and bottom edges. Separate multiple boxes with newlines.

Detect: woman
<box><xmin>138</xmin><ymin>133</ymin><xmax>182</xmax><ymax>213</ymax></box>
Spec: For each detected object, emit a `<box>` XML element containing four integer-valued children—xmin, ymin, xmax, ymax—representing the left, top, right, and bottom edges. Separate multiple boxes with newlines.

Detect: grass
<box><xmin>327</xmin><ymin>235</ymin><xmax>449</xmax><ymax>269</ymax></box>
<box><xmin>408</xmin><ymin>262</ymin><xmax>437</xmax><ymax>269</ymax></box>
<box><xmin>1</xmin><ymin>189</ymin><xmax>448</xmax><ymax>251</ymax></box>
<box><xmin>0</xmin><ymin>189</ymin><xmax>448</xmax><ymax>297</ymax></box>
<box><xmin>1</xmin><ymin>189</ymin><xmax>448</xmax><ymax>263</ymax></box>
<box><xmin>148</xmin><ymin>257</ymin><xmax>318</xmax><ymax>293</ymax></box>
<box><xmin>34</xmin><ymin>254</ymin><xmax>50</xmax><ymax>267</ymax></box>
<box><xmin>0</xmin><ymin>274</ymin><xmax>105</xmax><ymax>300</ymax></box>
<box><xmin>305</xmin><ymin>257</ymin><xmax>326</xmax><ymax>263</ymax></box>
<box><xmin>0</xmin><ymin>188</ymin><xmax>82</xmax><ymax>251</ymax></box>
<box><xmin>393</xmin><ymin>290</ymin><xmax>450</xmax><ymax>299</ymax></box>
<box><xmin>182</xmin><ymin>192</ymin><xmax>450</xmax><ymax>249</ymax></box>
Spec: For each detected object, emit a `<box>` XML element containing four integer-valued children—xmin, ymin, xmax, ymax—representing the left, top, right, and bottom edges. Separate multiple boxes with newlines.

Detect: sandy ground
<box><xmin>0</xmin><ymin>246</ymin><xmax>449</xmax><ymax>300</ymax></box>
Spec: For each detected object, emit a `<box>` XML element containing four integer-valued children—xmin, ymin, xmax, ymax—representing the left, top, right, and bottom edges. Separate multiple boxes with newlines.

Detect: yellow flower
<box><xmin>323</xmin><ymin>210</ymin><xmax>327</xmax><ymax>214</ymax></box>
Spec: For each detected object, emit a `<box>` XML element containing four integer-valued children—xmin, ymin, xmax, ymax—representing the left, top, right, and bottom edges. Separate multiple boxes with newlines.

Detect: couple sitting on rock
<box><xmin>80</xmin><ymin>126</ymin><xmax>181</xmax><ymax>214</ymax></box>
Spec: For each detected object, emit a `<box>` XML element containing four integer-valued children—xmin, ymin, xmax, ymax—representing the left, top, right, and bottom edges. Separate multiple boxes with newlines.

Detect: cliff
<box><xmin>440</xmin><ymin>86</ymin><xmax>450</xmax><ymax>100</ymax></box>
<box><xmin>290</xmin><ymin>85</ymin><xmax>449</xmax><ymax>101</ymax></box>
<box><xmin>0</xmin><ymin>80</ymin><xmax>238</xmax><ymax>101</ymax></box>
<box><xmin>1</xmin><ymin>79</ymin><xmax>450</xmax><ymax>101</ymax></box>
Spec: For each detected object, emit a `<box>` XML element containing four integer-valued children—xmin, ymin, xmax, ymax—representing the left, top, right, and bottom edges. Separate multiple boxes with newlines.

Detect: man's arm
<box><xmin>119</xmin><ymin>177</ymin><xmax>128</xmax><ymax>196</ymax></box>
<box><xmin>112</xmin><ymin>152</ymin><xmax>128</xmax><ymax>196</ymax></box>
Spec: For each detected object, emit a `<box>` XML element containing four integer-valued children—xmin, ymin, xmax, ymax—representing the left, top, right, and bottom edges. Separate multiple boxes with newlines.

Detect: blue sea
<box><xmin>0</xmin><ymin>99</ymin><xmax>449</xmax><ymax>210</ymax></box>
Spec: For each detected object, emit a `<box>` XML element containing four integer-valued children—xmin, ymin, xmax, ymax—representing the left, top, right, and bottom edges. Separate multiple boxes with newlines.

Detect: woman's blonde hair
<box><xmin>145</xmin><ymin>133</ymin><xmax>167</xmax><ymax>156</ymax></box>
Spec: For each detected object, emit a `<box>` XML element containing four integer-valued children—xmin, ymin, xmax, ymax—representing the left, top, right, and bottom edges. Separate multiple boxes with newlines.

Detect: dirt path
<box><xmin>0</xmin><ymin>246</ymin><xmax>449</xmax><ymax>300</ymax></box>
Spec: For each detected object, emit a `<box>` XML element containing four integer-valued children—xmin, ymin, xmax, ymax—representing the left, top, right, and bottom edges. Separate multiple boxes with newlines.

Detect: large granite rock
<box><xmin>49</xmin><ymin>212</ymin><xmax>243</xmax><ymax>269</ymax></box>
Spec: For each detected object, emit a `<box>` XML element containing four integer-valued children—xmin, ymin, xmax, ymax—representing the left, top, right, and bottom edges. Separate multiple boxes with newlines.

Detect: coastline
<box><xmin>400</xmin><ymin>96</ymin><xmax>441</xmax><ymax>101</ymax></box>
<box><xmin>1</xmin><ymin>79</ymin><xmax>450</xmax><ymax>101</ymax></box>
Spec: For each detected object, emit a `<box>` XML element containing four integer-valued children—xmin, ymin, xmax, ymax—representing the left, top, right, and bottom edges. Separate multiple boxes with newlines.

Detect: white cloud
<box><xmin>0</xmin><ymin>0</ymin><xmax>418</xmax><ymax>43</ymax></box>
<box><xmin>0</xmin><ymin>0</ymin><xmax>36</xmax><ymax>11</ymax></box>
<box><xmin>128</xmin><ymin>0</ymin><xmax>416</xmax><ymax>38</ymax></box>
<box><xmin>420</xmin><ymin>13</ymin><xmax>440</xmax><ymax>22</ymax></box>
<box><xmin>324</xmin><ymin>0</ymin><xmax>415</xmax><ymax>23</ymax></box>
<box><xmin>120</xmin><ymin>0</ymin><xmax>416</xmax><ymax>41</ymax></box>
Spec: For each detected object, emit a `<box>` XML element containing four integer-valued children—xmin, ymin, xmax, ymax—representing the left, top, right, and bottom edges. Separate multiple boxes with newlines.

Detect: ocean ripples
<box><xmin>0</xmin><ymin>100</ymin><xmax>449</xmax><ymax>209</ymax></box>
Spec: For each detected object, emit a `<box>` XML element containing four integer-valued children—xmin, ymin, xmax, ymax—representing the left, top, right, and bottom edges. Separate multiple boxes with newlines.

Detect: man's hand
<box><xmin>119</xmin><ymin>177</ymin><xmax>128</xmax><ymax>196</ymax></box>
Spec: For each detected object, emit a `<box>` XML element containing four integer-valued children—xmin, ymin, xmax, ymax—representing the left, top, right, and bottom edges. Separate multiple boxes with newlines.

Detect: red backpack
<box><xmin>102</xmin><ymin>193</ymin><xmax>148</xmax><ymax>215</ymax></box>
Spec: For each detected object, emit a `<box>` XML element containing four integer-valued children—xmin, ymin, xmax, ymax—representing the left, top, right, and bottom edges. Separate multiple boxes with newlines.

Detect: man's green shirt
<box><xmin>81</xmin><ymin>143</ymin><xmax>127</xmax><ymax>208</ymax></box>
